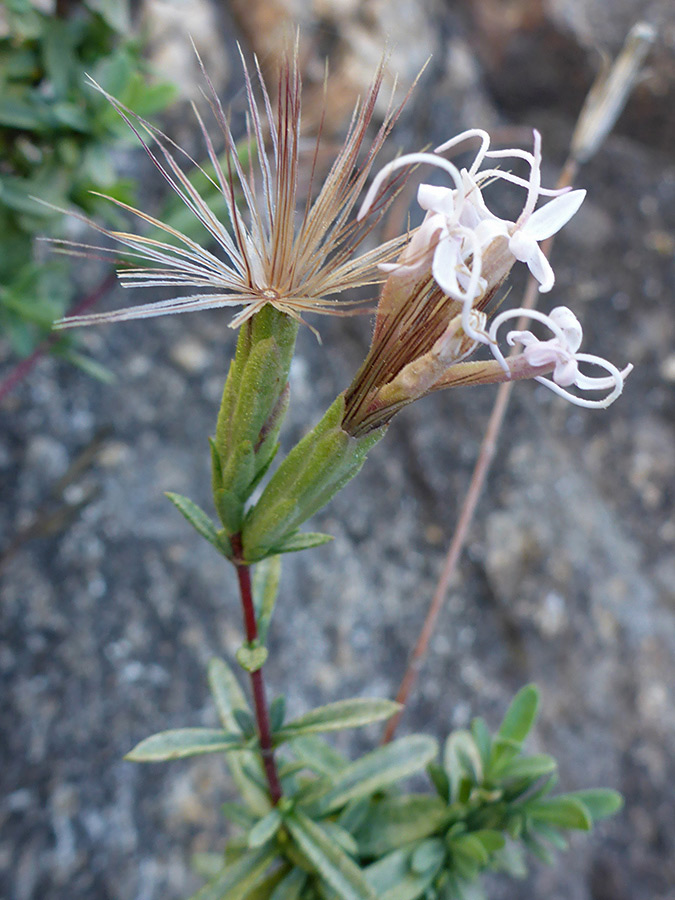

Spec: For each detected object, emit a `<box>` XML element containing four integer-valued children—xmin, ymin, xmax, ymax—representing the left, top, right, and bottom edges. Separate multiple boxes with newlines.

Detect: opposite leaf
<box><xmin>126</xmin><ymin>728</ymin><xmax>246</xmax><ymax>762</ymax></box>
<box><xmin>276</xmin><ymin>699</ymin><xmax>401</xmax><ymax>743</ymax></box>
<box><xmin>165</xmin><ymin>492</ymin><xmax>223</xmax><ymax>551</ymax></box>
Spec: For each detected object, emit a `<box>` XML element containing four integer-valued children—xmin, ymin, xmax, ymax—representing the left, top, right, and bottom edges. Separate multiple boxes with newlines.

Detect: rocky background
<box><xmin>1</xmin><ymin>1</ymin><xmax>675</xmax><ymax>899</ymax></box>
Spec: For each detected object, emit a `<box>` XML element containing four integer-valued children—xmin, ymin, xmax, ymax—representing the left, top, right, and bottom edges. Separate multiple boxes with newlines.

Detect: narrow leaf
<box><xmin>444</xmin><ymin>731</ymin><xmax>483</xmax><ymax>801</ymax></box>
<box><xmin>276</xmin><ymin>699</ymin><xmax>401</xmax><ymax>742</ymax></box>
<box><xmin>166</xmin><ymin>492</ymin><xmax>221</xmax><ymax>549</ymax></box>
<box><xmin>269</xmin><ymin>868</ymin><xmax>307</xmax><ymax>900</ymax></box>
<box><xmin>528</xmin><ymin>796</ymin><xmax>593</xmax><ymax>831</ymax></box>
<box><xmin>496</xmin><ymin>685</ymin><xmax>539</xmax><ymax>746</ymax></box>
<box><xmin>189</xmin><ymin>845</ymin><xmax>277</xmax><ymax>900</ymax></box>
<box><xmin>410</xmin><ymin>839</ymin><xmax>446</xmax><ymax>875</ymax></box>
<box><xmin>209</xmin><ymin>658</ymin><xmax>251</xmax><ymax>730</ymax></box>
<box><xmin>497</xmin><ymin>754</ymin><xmax>557</xmax><ymax>782</ymax></box>
<box><xmin>126</xmin><ymin>728</ymin><xmax>244</xmax><ymax>761</ymax></box>
<box><xmin>356</xmin><ymin>795</ymin><xmax>448</xmax><ymax>857</ymax></box>
<box><xmin>272</xmin><ymin>531</ymin><xmax>334</xmax><ymax>554</ymax></box>
<box><xmin>568</xmin><ymin>789</ymin><xmax>624</xmax><ymax>821</ymax></box>
<box><xmin>289</xmin><ymin>735</ymin><xmax>349</xmax><ymax>777</ymax></box>
<box><xmin>364</xmin><ymin>847</ymin><xmax>437</xmax><ymax>900</ymax></box>
<box><xmin>208</xmin><ymin>659</ymin><xmax>270</xmax><ymax>815</ymax></box>
<box><xmin>253</xmin><ymin>554</ymin><xmax>282</xmax><ymax>642</ymax></box>
<box><xmin>248</xmin><ymin>809</ymin><xmax>282</xmax><ymax>848</ymax></box>
<box><xmin>285</xmin><ymin>810</ymin><xmax>376</xmax><ymax>900</ymax></box>
<box><xmin>318</xmin><ymin>736</ymin><xmax>438</xmax><ymax>813</ymax></box>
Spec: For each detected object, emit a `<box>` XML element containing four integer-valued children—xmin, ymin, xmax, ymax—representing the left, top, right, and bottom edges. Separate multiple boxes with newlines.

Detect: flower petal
<box><xmin>417</xmin><ymin>183</ymin><xmax>456</xmax><ymax>216</ymax></box>
<box><xmin>526</xmin><ymin>244</ymin><xmax>556</xmax><ymax>292</ymax></box>
<box><xmin>522</xmin><ymin>190</ymin><xmax>586</xmax><ymax>241</ymax></box>
<box><xmin>550</xmin><ymin>306</ymin><xmax>583</xmax><ymax>353</ymax></box>
<box><xmin>431</xmin><ymin>235</ymin><xmax>463</xmax><ymax>297</ymax></box>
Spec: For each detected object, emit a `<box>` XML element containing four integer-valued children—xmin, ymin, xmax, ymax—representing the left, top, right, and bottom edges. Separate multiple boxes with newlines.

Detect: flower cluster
<box><xmin>345</xmin><ymin>127</ymin><xmax>631</xmax><ymax>426</ymax></box>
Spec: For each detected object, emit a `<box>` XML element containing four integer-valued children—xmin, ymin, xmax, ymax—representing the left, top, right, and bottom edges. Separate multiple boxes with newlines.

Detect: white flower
<box><xmin>507</xmin><ymin>191</ymin><xmax>586</xmax><ymax>292</ymax></box>
<box><xmin>488</xmin><ymin>305</ymin><xmax>633</xmax><ymax>408</ymax></box>
<box><xmin>473</xmin><ymin>129</ymin><xmax>586</xmax><ymax>293</ymax></box>
<box><xmin>359</xmin><ymin>129</ymin><xmax>585</xmax><ymax>341</ymax></box>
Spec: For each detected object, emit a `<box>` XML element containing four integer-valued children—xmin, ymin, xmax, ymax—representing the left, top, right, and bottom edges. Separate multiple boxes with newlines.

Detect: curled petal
<box><xmin>522</xmin><ymin>190</ymin><xmax>586</xmax><ymax>241</ymax></box>
<box><xmin>509</xmin><ymin>232</ymin><xmax>555</xmax><ymax>291</ymax></box>
<box><xmin>434</xmin><ymin>128</ymin><xmax>492</xmax><ymax>175</ymax></box>
<box><xmin>549</xmin><ymin>305</ymin><xmax>583</xmax><ymax>353</ymax></box>
<box><xmin>533</xmin><ymin>352</ymin><xmax>628</xmax><ymax>409</ymax></box>
<box><xmin>357</xmin><ymin>152</ymin><xmax>464</xmax><ymax>221</ymax></box>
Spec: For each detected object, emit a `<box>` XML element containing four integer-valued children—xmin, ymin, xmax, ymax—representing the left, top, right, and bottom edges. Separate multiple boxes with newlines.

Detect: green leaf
<box><xmin>411</xmin><ymin>839</ymin><xmax>446</xmax><ymax>875</ymax></box>
<box><xmin>449</xmin><ymin>833</ymin><xmax>489</xmax><ymax>866</ymax></box>
<box><xmin>569</xmin><ymin>789</ymin><xmax>623</xmax><ymax>821</ymax></box>
<box><xmin>427</xmin><ymin>763</ymin><xmax>450</xmax><ymax>801</ymax></box>
<box><xmin>276</xmin><ymin>699</ymin><xmax>401</xmax><ymax>743</ymax></box>
<box><xmin>234</xmin><ymin>709</ymin><xmax>257</xmax><ymax>736</ymax></box>
<box><xmin>269</xmin><ymin>868</ymin><xmax>307</xmax><ymax>900</ymax></box>
<box><xmin>491</xmin><ymin>841</ymin><xmax>527</xmax><ymax>878</ymax></box>
<box><xmin>356</xmin><ymin>795</ymin><xmax>448</xmax><ymax>857</ymax></box>
<box><xmin>209</xmin><ymin>658</ymin><xmax>250</xmax><ymax>729</ymax></box>
<box><xmin>269</xmin><ymin>696</ymin><xmax>286</xmax><ymax>733</ymax></box>
<box><xmin>496</xmin><ymin>754</ymin><xmax>557</xmax><ymax>782</ymax></box>
<box><xmin>470</xmin><ymin>718</ymin><xmax>492</xmax><ymax>770</ymax></box>
<box><xmin>321</xmin><ymin>820</ymin><xmax>359</xmax><ymax>857</ymax></box>
<box><xmin>208</xmin><ymin>660</ymin><xmax>270</xmax><ymax>815</ymax></box>
<box><xmin>236</xmin><ymin>642</ymin><xmax>269</xmax><ymax>673</ymax></box>
<box><xmin>364</xmin><ymin>848</ymin><xmax>437</xmax><ymax>900</ymax></box>
<box><xmin>285</xmin><ymin>810</ymin><xmax>376</xmax><ymax>900</ymax></box>
<box><xmin>191</xmin><ymin>852</ymin><xmax>225</xmax><ymax>880</ymax></box>
<box><xmin>126</xmin><ymin>728</ymin><xmax>245</xmax><ymax>762</ymax></box>
<box><xmin>317</xmin><ymin>736</ymin><xmax>438</xmax><ymax>814</ymax></box>
<box><xmin>248</xmin><ymin>809</ymin><xmax>282</xmax><ymax>848</ymax></box>
<box><xmin>165</xmin><ymin>492</ymin><xmax>222</xmax><ymax>550</ymax></box>
<box><xmin>222</xmin><ymin>802</ymin><xmax>259</xmax><ymax>831</ymax></box>
<box><xmin>288</xmin><ymin>735</ymin><xmax>349</xmax><ymax>778</ymax></box>
<box><xmin>527</xmin><ymin>796</ymin><xmax>593</xmax><ymax>831</ymax></box>
<box><xmin>528</xmin><ymin>820</ymin><xmax>568</xmax><ymax>850</ymax></box>
<box><xmin>438</xmin><ymin>873</ymin><xmax>486</xmax><ymax>900</ymax></box>
<box><xmin>214</xmin><ymin>488</ymin><xmax>245</xmax><ymax>535</ymax></box>
<box><xmin>496</xmin><ymin>685</ymin><xmax>539</xmax><ymax>747</ymax></box>
<box><xmin>444</xmin><ymin>731</ymin><xmax>483</xmax><ymax>801</ymax></box>
<box><xmin>189</xmin><ymin>844</ymin><xmax>277</xmax><ymax>900</ymax></box>
<box><xmin>253</xmin><ymin>554</ymin><xmax>282</xmax><ymax>643</ymax></box>
<box><xmin>471</xmin><ymin>830</ymin><xmax>505</xmax><ymax>854</ymax></box>
<box><xmin>271</xmin><ymin>531</ymin><xmax>334</xmax><ymax>555</ymax></box>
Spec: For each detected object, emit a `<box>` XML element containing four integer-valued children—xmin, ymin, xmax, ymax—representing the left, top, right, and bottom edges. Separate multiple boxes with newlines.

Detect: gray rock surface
<box><xmin>1</xmin><ymin>2</ymin><xmax>674</xmax><ymax>899</ymax></box>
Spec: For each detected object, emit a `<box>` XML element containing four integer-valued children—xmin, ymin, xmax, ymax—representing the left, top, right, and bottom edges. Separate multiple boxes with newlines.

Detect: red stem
<box><xmin>231</xmin><ymin>535</ymin><xmax>283</xmax><ymax>804</ymax></box>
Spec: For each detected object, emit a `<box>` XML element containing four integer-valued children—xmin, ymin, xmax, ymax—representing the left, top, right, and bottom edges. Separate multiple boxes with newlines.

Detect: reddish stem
<box><xmin>0</xmin><ymin>271</ymin><xmax>117</xmax><ymax>404</ymax></box>
<box><xmin>231</xmin><ymin>535</ymin><xmax>283</xmax><ymax>804</ymax></box>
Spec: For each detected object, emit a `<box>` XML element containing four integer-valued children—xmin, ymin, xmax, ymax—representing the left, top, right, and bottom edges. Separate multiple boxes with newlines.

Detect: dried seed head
<box><xmin>52</xmin><ymin>51</ymin><xmax>416</xmax><ymax>331</ymax></box>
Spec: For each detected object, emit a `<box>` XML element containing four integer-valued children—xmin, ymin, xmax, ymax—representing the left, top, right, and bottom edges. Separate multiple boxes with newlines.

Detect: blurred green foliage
<box><xmin>0</xmin><ymin>0</ymin><xmax>175</xmax><ymax>367</ymax></box>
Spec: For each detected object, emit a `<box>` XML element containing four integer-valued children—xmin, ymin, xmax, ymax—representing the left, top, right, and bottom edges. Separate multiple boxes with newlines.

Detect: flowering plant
<box><xmin>51</xmin><ymin>47</ymin><xmax>635</xmax><ymax>900</ymax></box>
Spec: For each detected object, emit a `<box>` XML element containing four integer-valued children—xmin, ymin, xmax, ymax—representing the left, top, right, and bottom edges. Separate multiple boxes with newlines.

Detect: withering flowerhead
<box><xmin>53</xmin><ymin>51</ymin><xmax>414</xmax><ymax>331</ymax></box>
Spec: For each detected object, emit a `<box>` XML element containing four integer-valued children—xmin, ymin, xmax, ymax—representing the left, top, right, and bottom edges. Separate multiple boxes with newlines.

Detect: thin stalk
<box><xmin>231</xmin><ymin>534</ymin><xmax>283</xmax><ymax>804</ymax></box>
<box><xmin>382</xmin><ymin>158</ymin><xmax>579</xmax><ymax>744</ymax></box>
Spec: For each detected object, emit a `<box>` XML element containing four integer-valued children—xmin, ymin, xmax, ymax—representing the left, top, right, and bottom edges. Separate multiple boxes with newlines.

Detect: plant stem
<box><xmin>231</xmin><ymin>535</ymin><xmax>283</xmax><ymax>804</ymax></box>
<box><xmin>382</xmin><ymin>159</ymin><xmax>579</xmax><ymax>745</ymax></box>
